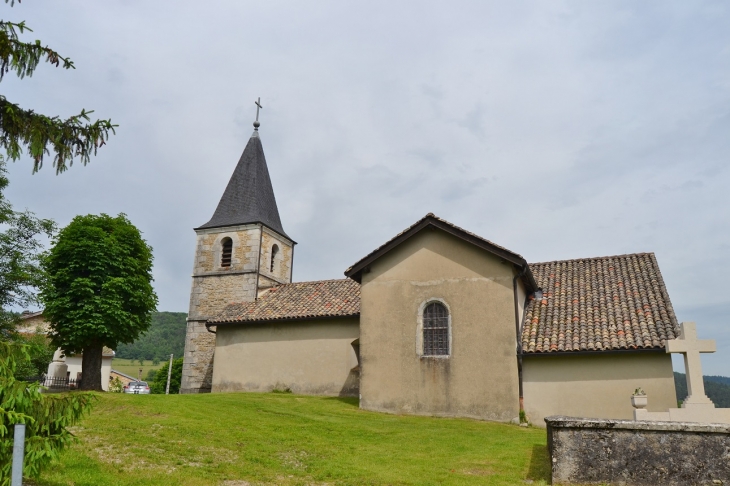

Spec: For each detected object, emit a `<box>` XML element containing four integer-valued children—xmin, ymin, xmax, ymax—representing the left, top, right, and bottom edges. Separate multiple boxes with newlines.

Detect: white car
<box><xmin>123</xmin><ymin>381</ymin><xmax>150</xmax><ymax>394</ymax></box>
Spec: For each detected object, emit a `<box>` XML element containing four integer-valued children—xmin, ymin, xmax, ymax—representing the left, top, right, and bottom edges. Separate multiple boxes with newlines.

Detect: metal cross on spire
<box><xmin>253</xmin><ymin>97</ymin><xmax>263</xmax><ymax>131</ymax></box>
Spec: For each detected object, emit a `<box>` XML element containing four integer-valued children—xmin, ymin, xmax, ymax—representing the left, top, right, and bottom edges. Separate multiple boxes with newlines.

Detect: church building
<box><xmin>180</xmin><ymin>121</ymin><xmax>679</xmax><ymax>425</ymax></box>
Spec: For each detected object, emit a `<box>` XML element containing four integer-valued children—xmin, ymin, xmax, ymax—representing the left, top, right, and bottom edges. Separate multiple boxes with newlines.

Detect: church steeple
<box><xmin>182</xmin><ymin>101</ymin><xmax>295</xmax><ymax>394</ymax></box>
<box><xmin>196</xmin><ymin>129</ymin><xmax>290</xmax><ymax>239</ymax></box>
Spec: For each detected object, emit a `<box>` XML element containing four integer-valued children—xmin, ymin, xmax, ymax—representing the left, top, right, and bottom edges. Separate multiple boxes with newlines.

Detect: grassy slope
<box><xmin>36</xmin><ymin>393</ymin><xmax>549</xmax><ymax>486</ymax></box>
<box><xmin>111</xmin><ymin>358</ymin><xmax>161</xmax><ymax>380</ymax></box>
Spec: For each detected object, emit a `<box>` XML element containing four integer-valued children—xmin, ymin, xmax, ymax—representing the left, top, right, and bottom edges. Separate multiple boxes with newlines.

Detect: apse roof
<box><xmin>196</xmin><ymin>132</ymin><xmax>291</xmax><ymax>240</ymax></box>
<box><xmin>344</xmin><ymin>213</ymin><xmax>537</xmax><ymax>290</ymax></box>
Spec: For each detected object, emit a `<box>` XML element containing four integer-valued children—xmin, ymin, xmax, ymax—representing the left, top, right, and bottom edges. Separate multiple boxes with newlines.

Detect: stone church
<box><xmin>180</xmin><ymin>123</ymin><xmax>680</xmax><ymax>425</ymax></box>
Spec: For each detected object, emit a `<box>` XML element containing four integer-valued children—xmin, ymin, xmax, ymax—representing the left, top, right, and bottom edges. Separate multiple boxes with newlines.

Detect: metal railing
<box><xmin>16</xmin><ymin>374</ymin><xmax>82</xmax><ymax>391</ymax></box>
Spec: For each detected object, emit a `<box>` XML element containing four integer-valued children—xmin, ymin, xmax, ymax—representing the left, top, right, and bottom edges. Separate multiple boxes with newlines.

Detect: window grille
<box><xmin>221</xmin><ymin>238</ymin><xmax>232</xmax><ymax>267</ymax></box>
<box><xmin>423</xmin><ymin>302</ymin><xmax>449</xmax><ymax>356</ymax></box>
<box><xmin>270</xmin><ymin>244</ymin><xmax>279</xmax><ymax>272</ymax></box>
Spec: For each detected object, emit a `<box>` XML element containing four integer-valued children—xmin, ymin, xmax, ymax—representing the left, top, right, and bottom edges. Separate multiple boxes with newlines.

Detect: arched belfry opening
<box><xmin>221</xmin><ymin>237</ymin><xmax>233</xmax><ymax>268</ymax></box>
<box><xmin>270</xmin><ymin>244</ymin><xmax>279</xmax><ymax>273</ymax></box>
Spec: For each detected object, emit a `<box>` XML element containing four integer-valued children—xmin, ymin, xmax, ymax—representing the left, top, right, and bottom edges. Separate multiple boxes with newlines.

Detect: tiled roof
<box><xmin>211</xmin><ymin>252</ymin><xmax>679</xmax><ymax>356</ymax></box>
<box><xmin>521</xmin><ymin>253</ymin><xmax>679</xmax><ymax>353</ymax></box>
<box><xmin>210</xmin><ymin>279</ymin><xmax>360</xmax><ymax>324</ymax></box>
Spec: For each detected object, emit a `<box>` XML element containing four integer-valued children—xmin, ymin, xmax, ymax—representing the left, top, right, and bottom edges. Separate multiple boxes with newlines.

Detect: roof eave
<box><xmin>193</xmin><ymin>221</ymin><xmax>296</xmax><ymax>245</ymax></box>
<box><xmin>345</xmin><ymin>216</ymin><xmax>536</xmax><ymax>290</ymax></box>
<box><xmin>522</xmin><ymin>347</ymin><xmax>666</xmax><ymax>357</ymax></box>
<box><xmin>209</xmin><ymin>313</ymin><xmax>360</xmax><ymax>326</ymax></box>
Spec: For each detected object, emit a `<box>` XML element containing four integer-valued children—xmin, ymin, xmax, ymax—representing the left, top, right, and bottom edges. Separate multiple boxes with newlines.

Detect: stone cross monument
<box><xmin>666</xmin><ymin>321</ymin><xmax>716</xmax><ymax>408</ymax></box>
<box><xmin>632</xmin><ymin>321</ymin><xmax>730</xmax><ymax>423</ymax></box>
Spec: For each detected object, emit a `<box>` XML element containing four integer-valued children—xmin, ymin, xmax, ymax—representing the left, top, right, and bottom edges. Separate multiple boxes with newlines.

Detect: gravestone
<box><xmin>632</xmin><ymin>322</ymin><xmax>730</xmax><ymax>424</ymax></box>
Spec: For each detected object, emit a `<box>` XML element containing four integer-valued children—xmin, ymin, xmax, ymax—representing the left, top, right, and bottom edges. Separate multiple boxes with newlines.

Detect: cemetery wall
<box><xmin>523</xmin><ymin>352</ymin><xmax>676</xmax><ymax>425</ymax></box>
<box><xmin>546</xmin><ymin>416</ymin><xmax>730</xmax><ymax>485</ymax></box>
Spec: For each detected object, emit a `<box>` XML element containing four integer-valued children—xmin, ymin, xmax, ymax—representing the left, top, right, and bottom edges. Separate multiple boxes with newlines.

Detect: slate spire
<box><xmin>196</xmin><ymin>131</ymin><xmax>290</xmax><ymax>239</ymax></box>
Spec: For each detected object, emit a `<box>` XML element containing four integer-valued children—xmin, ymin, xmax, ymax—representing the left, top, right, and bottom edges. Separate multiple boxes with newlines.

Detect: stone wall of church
<box><xmin>258</xmin><ymin>229</ymin><xmax>293</xmax><ymax>285</ymax></box>
<box><xmin>181</xmin><ymin>224</ymin><xmax>295</xmax><ymax>394</ymax></box>
<box><xmin>522</xmin><ymin>352</ymin><xmax>677</xmax><ymax>426</ymax></box>
<box><xmin>181</xmin><ymin>225</ymin><xmax>261</xmax><ymax>394</ymax></box>
<box><xmin>359</xmin><ymin>229</ymin><xmax>521</xmax><ymax>422</ymax></box>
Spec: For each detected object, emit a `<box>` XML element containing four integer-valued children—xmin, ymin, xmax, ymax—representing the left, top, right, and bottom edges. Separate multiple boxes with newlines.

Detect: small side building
<box><xmin>520</xmin><ymin>254</ymin><xmax>679</xmax><ymax>423</ymax></box>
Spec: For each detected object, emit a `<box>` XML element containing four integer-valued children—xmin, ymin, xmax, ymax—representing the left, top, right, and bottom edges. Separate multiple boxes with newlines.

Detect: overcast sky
<box><xmin>4</xmin><ymin>1</ymin><xmax>729</xmax><ymax>375</ymax></box>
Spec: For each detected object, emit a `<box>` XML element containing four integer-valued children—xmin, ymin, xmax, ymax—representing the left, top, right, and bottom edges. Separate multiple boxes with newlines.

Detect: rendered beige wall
<box><xmin>359</xmin><ymin>228</ymin><xmax>521</xmax><ymax>422</ymax></box>
<box><xmin>523</xmin><ymin>352</ymin><xmax>677</xmax><ymax>426</ymax></box>
<box><xmin>212</xmin><ymin>317</ymin><xmax>360</xmax><ymax>396</ymax></box>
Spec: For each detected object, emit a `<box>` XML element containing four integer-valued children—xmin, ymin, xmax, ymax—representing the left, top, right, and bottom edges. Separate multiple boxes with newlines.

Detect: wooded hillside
<box><xmin>674</xmin><ymin>372</ymin><xmax>730</xmax><ymax>407</ymax></box>
<box><xmin>114</xmin><ymin>312</ymin><xmax>187</xmax><ymax>361</ymax></box>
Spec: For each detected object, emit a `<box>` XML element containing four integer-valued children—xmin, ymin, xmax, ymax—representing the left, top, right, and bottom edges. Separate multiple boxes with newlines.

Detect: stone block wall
<box><xmin>180</xmin><ymin>320</ymin><xmax>216</xmax><ymax>393</ymax></box>
<box><xmin>181</xmin><ymin>225</ymin><xmax>262</xmax><ymax>394</ymax></box>
<box><xmin>546</xmin><ymin>415</ymin><xmax>730</xmax><ymax>485</ymax></box>
<box><xmin>181</xmin><ymin>224</ymin><xmax>295</xmax><ymax>394</ymax></box>
<box><xmin>259</xmin><ymin>229</ymin><xmax>293</xmax><ymax>284</ymax></box>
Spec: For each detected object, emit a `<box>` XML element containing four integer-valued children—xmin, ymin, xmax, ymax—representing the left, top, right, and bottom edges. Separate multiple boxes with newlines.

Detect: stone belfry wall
<box><xmin>180</xmin><ymin>223</ymin><xmax>294</xmax><ymax>393</ymax></box>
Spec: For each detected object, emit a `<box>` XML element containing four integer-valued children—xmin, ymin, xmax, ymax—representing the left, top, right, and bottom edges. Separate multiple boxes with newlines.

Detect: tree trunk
<box><xmin>79</xmin><ymin>343</ymin><xmax>104</xmax><ymax>391</ymax></box>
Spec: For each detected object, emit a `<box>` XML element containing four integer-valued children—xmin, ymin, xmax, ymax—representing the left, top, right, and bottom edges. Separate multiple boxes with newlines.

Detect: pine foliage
<box><xmin>0</xmin><ymin>340</ymin><xmax>94</xmax><ymax>484</ymax></box>
<box><xmin>0</xmin><ymin>1</ymin><xmax>116</xmax><ymax>173</ymax></box>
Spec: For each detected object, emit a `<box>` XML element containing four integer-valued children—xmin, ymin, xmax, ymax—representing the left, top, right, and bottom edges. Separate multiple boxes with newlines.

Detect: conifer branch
<box><xmin>0</xmin><ymin>97</ymin><xmax>117</xmax><ymax>174</ymax></box>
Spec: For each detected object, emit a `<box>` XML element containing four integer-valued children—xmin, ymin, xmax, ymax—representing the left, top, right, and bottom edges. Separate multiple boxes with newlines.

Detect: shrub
<box><xmin>150</xmin><ymin>357</ymin><xmax>183</xmax><ymax>394</ymax></box>
<box><xmin>0</xmin><ymin>340</ymin><xmax>94</xmax><ymax>484</ymax></box>
<box><xmin>108</xmin><ymin>377</ymin><xmax>124</xmax><ymax>393</ymax></box>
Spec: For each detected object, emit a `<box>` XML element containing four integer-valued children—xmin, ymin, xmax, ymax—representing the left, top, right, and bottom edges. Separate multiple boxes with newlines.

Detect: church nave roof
<box><xmin>210</xmin><ymin>279</ymin><xmax>360</xmax><ymax>324</ymax></box>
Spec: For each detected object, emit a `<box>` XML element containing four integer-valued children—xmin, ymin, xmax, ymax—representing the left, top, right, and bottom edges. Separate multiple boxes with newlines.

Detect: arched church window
<box><xmin>270</xmin><ymin>244</ymin><xmax>279</xmax><ymax>272</ymax></box>
<box><xmin>423</xmin><ymin>302</ymin><xmax>449</xmax><ymax>356</ymax></box>
<box><xmin>221</xmin><ymin>237</ymin><xmax>232</xmax><ymax>267</ymax></box>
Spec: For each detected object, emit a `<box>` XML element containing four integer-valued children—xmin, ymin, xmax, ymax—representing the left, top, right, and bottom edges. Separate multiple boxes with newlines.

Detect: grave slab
<box><xmin>546</xmin><ymin>415</ymin><xmax>730</xmax><ymax>485</ymax></box>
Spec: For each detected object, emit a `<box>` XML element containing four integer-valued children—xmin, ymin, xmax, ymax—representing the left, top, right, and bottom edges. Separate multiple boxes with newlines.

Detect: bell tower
<box><xmin>180</xmin><ymin>105</ymin><xmax>294</xmax><ymax>393</ymax></box>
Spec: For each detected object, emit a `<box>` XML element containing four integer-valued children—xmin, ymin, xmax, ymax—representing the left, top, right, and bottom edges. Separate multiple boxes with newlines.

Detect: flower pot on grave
<box><xmin>631</xmin><ymin>395</ymin><xmax>648</xmax><ymax>409</ymax></box>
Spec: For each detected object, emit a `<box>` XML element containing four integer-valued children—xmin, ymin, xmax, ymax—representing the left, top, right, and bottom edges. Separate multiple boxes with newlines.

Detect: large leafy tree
<box><xmin>0</xmin><ymin>1</ymin><xmax>116</xmax><ymax>173</ymax></box>
<box><xmin>41</xmin><ymin>214</ymin><xmax>158</xmax><ymax>391</ymax></box>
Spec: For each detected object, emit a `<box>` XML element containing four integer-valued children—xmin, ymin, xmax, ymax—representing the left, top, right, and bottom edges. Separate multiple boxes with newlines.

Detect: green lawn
<box><xmin>111</xmin><ymin>358</ymin><xmax>162</xmax><ymax>380</ymax></box>
<box><xmin>34</xmin><ymin>393</ymin><xmax>550</xmax><ymax>486</ymax></box>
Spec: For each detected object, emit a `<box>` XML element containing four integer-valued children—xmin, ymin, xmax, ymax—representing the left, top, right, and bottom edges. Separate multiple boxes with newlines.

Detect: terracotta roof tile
<box><xmin>212</xmin><ymin>252</ymin><xmax>679</xmax><ymax>356</ymax></box>
<box><xmin>211</xmin><ymin>279</ymin><xmax>360</xmax><ymax>324</ymax></box>
<box><xmin>522</xmin><ymin>253</ymin><xmax>679</xmax><ymax>353</ymax></box>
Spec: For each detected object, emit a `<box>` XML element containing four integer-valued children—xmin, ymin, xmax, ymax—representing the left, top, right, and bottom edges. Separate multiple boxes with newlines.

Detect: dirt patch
<box><xmin>278</xmin><ymin>450</ymin><xmax>310</xmax><ymax>470</ymax></box>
